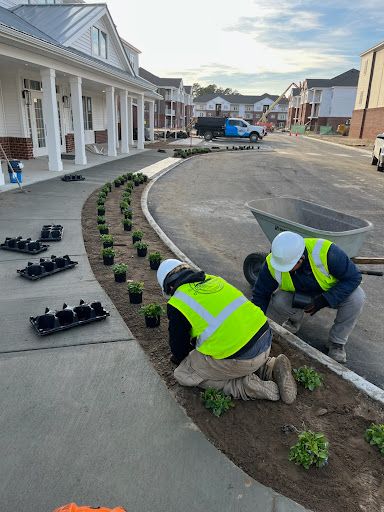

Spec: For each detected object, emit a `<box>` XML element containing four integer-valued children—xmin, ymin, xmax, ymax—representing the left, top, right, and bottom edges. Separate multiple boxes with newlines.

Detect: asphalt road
<box><xmin>148</xmin><ymin>133</ymin><xmax>384</xmax><ymax>389</ymax></box>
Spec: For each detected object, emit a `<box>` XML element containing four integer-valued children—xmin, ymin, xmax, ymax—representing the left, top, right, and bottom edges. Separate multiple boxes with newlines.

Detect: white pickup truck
<box><xmin>372</xmin><ymin>133</ymin><xmax>384</xmax><ymax>172</ymax></box>
<box><xmin>195</xmin><ymin>117</ymin><xmax>266</xmax><ymax>142</ymax></box>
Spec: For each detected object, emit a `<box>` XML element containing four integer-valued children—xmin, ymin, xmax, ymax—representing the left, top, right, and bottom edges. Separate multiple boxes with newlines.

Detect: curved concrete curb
<box><xmin>142</xmin><ymin>159</ymin><xmax>384</xmax><ymax>407</ymax></box>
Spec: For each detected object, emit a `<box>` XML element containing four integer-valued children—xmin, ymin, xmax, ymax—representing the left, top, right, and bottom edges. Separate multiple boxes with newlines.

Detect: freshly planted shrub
<box><xmin>97</xmin><ymin>215</ymin><xmax>106</xmax><ymax>225</ymax></box>
<box><xmin>127</xmin><ymin>281</ymin><xmax>144</xmax><ymax>294</ymax></box>
<box><xmin>125</xmin><ymin>182</ymin><xmax>133</xmax><ymax>191</ymax></box>
<box><xmin>293</xmin><ymin>366</ymin><xmax>323</xmax><ymax>391</ymax></box>
<box><xmin>105</xmin><ymin>182</ymin><xmax>112</xmax><ymax>191</ymax></box>
<box><xmin>148</xmin><ymin>251</ymin><xmax>162</xmax><ymax>270</ymax></box>
<box><xmin>100</xmin><ymin>234</ymin><xmax>114</xmax><ymax>247</ymax></box>
<box><xmin>364</xmin><ymin>423</ymin><xmax>384</xmax><ymax>455</ymax></box>
<box><xmin>101</xmin><ymin>247</ymin><xmax>115</xmax><ymax>257</ymax></box>
<box><xmin>113</xmin><ymin>263</ymin><xmax>128</xmax><ymax>275</ymax></box>
<box><xmin>139</xmin><ymin>303</ymin><xmax>164</xmax><ymax>318</ymax></box>
<box><xmin>121</xmin><ymin>192</ymin><xmax>131</xmax><ymax>202</ymax></box>
<box><xmin>97</xmin><ymin>198</ymin><xmax>105</xmax><ymax>206</ymax></box>
<box><xmin>98</xmin><ymin>192</ymin><xmax>107</xmax><ymax>201</ymax></box>
<box><xmin>201</xmin><ymin>388</ymin><xmax>234</xmax><ymax>417</ymax></box>
<box><xmin>134</xmin><ymin>241</ymin><xmax>148</xmax><ymax>250</ymax></box>
<box><xmin>126</xmin><ymin>172</ymin><xmax>134</xmax><ymax>181</ymax></box>
<box><xmin>97</xmin><ymin>205</ymin><xmax>105</xmax><ymax>216</ymax></box>
<box><xmin>289</xmin><ymin>430</ymin><xmax>329</xmax><ymax>469</ymax></box>
<box><xmin>122</xmin><ymin>218</ymin><xmax>132</xmax><ymax>231</ymax></box>
<box><xmin>114</xmin><ymin>178</ymin><xmax>121</xmax><ymax>188</ymax></box>
<box><xmin>133</xmin><ymin>176</ymin><xmax>141</xmax><ymax>186</ymax></box>
<box><xmin>132</xmin><ymin>230</ymin><xmax>143</xmax><ymax>243</ymax></box>
<box><xmin>120</xmin><ymin>201</ymin><xmax>130</xmax><ymax>212</ymax></box>
<box><xmin>98</xmin><ymin>224</ymin><xmax>109</xmax><ymax>234</ymax></box>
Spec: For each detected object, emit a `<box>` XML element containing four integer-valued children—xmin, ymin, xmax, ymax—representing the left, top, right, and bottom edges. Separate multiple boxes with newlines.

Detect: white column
<box><xmin>148</xmin><ymin>101</ymin><xmax>155</xmax><ymax>141</ymax></box>
<box><xmin>120</xmin><ymin>90</ymin><xmax>129</xmax><ymax>154</ymax></box>
<box><xmin>69</xmin><ymin>76</ymin><xmax>87</xmax><ymax>165</ymax></box>
<box><xmin>137</xmin><ymin>94</ymin><xmax>144</xmax><ymax>150</ymax></box>
<box><xmin>106</xmin><ymin>86</ymin><xmax>117</xmax><ymax>157</ymax></box>
<box><xmin>40</xmin><ymin>68</ymin><xmax>63</xmax><ymax>172</ymax></box>
<box><xmin>115</xmin><ymin>93</ymin><xmax>120</xmax><ymax>150</ymax></box>
<box><xmin>127</xmin><ymin>96</ymin><xmax>133</xmax><ymax>145</ymax></box>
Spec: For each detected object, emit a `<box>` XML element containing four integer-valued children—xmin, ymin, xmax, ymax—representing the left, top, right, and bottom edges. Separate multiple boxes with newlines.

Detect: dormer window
<box><xmin>92</xmin><ymin>27</ymin><xmax>107</xmax><ymax>59</ymax></box>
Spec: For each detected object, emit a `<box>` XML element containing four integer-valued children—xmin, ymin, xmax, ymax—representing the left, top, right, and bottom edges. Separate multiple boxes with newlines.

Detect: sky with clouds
<box><xmin>91</xmin><ymin>0</ymin><xmax>383</xmax><ymax>95</ymax></box>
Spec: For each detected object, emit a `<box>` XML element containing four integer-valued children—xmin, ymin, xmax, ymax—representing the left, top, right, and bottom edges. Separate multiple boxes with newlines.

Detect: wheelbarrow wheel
<box><xmin>243</xmin><ymin>252</ymin><xmax>268</xmax><ymax>285</ymax></box>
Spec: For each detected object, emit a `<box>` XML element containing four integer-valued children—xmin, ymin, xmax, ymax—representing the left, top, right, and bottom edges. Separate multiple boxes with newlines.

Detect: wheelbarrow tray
<box><xmin>246</xmin><ymin>197</ymin><xmax>373</xmax><ymax>258</ymax></box>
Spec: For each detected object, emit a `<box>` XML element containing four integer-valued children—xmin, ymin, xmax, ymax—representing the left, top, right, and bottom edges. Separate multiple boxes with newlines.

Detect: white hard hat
<box><xmin>157</xmin><ymin>258</ymin><xmax>183</xmax><ymax>292</ymax></box>
<box><xmin>270</xmin><ymin>231</ymin><xmax>305</xmax><ymax>272</ymax></box>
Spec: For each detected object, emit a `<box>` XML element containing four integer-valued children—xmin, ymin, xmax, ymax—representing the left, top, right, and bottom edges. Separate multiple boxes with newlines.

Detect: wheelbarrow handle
<box><xmin>359</xmin><ymin>270</ymin><xmax>383</xmax><ymax>276</ymax></box>
<box><xmin>352</xmin><ymin>257</ymin><xmax>384</xmax><ymax>265</ymax></box>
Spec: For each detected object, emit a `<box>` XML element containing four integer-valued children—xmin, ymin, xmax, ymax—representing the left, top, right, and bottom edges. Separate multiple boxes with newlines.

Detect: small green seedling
<box><xmin>293</xmin><ymin>366</ymin><xmax>323</xmax><ymax>391</ymax></box>
<box><xmin>97</xmin><ymin>215</ymin><xmax>106</xmax><ymax>224</ymax></box>
<box><xmin>127</xmin><ymin>281</ymin><xmax>144</xmax><ymax>293</ymax></box>
<box><xmin>132</xmin><ymin>230</ymin><xmax>144</xmax><ymax>240</ymax></box>
<box><xmin>98</xmin><ymin>224</ymin><xmax>108</xmax><ymax>233</ymax></box>
<box><xmin>364</xmin><ymin>423</ymin><xmax>384</xmax><ymax>455</ymax></box>
<box><xmin>134</xmin><ymin>241</ymin><xmax>148</xmax><ymax>250</ymax></box>
<box><xmin>139</xmin><ymin>303</ymin><xmax>165</xmax><ymax>318</ymax></box>
<box><xmin>122</xmin><ymin>218</ymin><xmax>132</xmax><ymax>227</ymax></box>
<box><xmin>148</xmin><ymin>251</ymin><xmax>162</xmax><ymax>263</ymax></box>
<box><xmin>101</xmin><ymin>247</ymin><xmax>115</xmax><ymax>257</ymax></box>
<box><xmin>100</xmin><ymin>234</ymin><xmax>114</xmax><ymax>244</ymax></box>
<box><xmin>201</xmin><ymin>388</ymin><xmax>234</xmax><ymax>417</ymax></box>
<box><xmin>112</xmin><ymin>263</ymin><xmax>128</xmax><ymax>275</ymax></box>
<box><xmin>289</xmin><ymin>430</ymin><xmax>329</xmax><ymax>469</ymax></box>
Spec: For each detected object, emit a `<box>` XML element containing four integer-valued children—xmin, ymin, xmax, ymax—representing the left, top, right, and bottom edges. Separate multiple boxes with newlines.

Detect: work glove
<box><xmin>304</xmin><ymin>294</ymin><xmax>329</xmax><ymax>316</ymax></box>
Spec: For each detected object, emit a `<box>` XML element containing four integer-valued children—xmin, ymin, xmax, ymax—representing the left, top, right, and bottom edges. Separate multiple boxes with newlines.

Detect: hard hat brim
<box><xmin>270</xmin><ymin>254</ymin><xmax>301</xmax><ymax>272</ymax></box>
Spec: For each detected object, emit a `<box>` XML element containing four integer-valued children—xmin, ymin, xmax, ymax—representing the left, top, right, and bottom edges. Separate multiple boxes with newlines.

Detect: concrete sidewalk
<box><xmin>0</xmin><ymin>152</ymin><xmax>309</xmax><ymax>512</ymax></box>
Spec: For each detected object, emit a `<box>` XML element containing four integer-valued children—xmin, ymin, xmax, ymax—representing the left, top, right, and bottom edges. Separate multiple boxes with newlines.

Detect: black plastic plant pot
<box><xmin>97</xmin><ymin>207</ymin><xmax>105</xmax><ymax>216</ymax></box>
<box><xmin>99</xmin><ymin>228</ymin><xmax>109</xmax><ymax>235</ymax></box>
<box><xmin>7</xmin><ymin>238</ymin><xmax>18</xmax><ymax>248</ymax></box>
<box><xmin>103</xmin><ymin>241</ymin><xmax>113</xmax><ymax>248</ymax></box>
<box><xmin>41</xmin><ymin>260</ymin><xmax>55</xmax><ymax>272</ymax></box>
<box><xmin>17</xmin><ymin>239</ymin><xmax>28</xmax><ymax>250</ymax></box>
<box><xmin>132</xmin><ymin>235</ymin><xmax>142</xmax><ymax>243</ymax></box>
<box><xmin>41</xmin><ymin>230</ymin><xmax>50</xmax><ymax>239</ymax></box>
<box><xmin>129</xmin><ymin>291</ymin><xmax>142</xmax><ymax>304</ymax></box>
<box><xmin>73</xmin><ymin>305</ymin><xmax>92</xmax><ymax>321</ymax></box>
<box><xmin>37</xmin><ymin>313</ymin><xmax>56</xmax><ymax>331</ymax></box>
<box><xmin>123</xmin><ymin>224</ymin><xmax>132</xmax><ymax>232</ymax></box>
<box><xmin>114</xmin><ymin>272</ymin><xmax>126</xmax><ymax>283</ymax></box>
<box><xmin>97</xmin><ymin>218</ymin><xmax>105</xmax><ymax>225</ymax></box>
<box><xmin>144</xmin><ymin>315</ymin><xmax>160</xmax><ymax>328</ymax></box>
<box><xmin>90</xmin><ymin>301</ymin><xmax>106</xmax><ymax>316</ymax></box>
<box><xmin>56</xmin><ymin>309</ymin><xmax>74</xmax><ymax>326</ymax></box>
<box><xmin>28</xmin><ymin>241</ymin><xmax>41</xmax><ymax>251</ymax></box>
<box><xmin>55</xmin><ymin>257</ymin><xmax>67</xmax><ymax>268</ymax></box>
<box><xmin>103</xmin><ymin>255</ymin><xmax>114</xmax><ymax>266</ymax></box>
<box><xmin>137</xmin><ymin>247</ymin><xmax>147</xmax><ymax>257</ymax></box>
<box><xmin>114</xmin><ymin>182</ymin><xmax>121</xmax><ymax>188</ymax></box>
<box><xmin>27</xmin><ymin>264</ymin><xmax>43</xmax><ymax>276</ymax></box>
<box><xmin>134</xmin><ymin>181</ymin><xmax>140</xmax><ymax>187</ymax></box>
<box><xmin>149</xmin><ymin>260</ymin><xmax>161</xmax><ymax>270</ymax></box>
<box><xmin>51</xmin><ymin>230</ymin><xmax>61</xmax><ymax>240</ymax></box>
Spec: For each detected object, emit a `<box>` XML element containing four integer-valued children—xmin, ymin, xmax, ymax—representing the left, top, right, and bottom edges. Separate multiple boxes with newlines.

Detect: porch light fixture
<box><xmin>22</xmin><ymin>89</ymin><xmax>32</xmax><ymax>106</ymax></box>
<box><xmin>62</xmin><ymin>95</ymin><xmax>70</xmax><ymax>108</ymax></box>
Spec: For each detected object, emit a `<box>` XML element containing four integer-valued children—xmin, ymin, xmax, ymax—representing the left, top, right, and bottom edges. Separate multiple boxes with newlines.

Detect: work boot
<box><xmin>328</xmin><ymin>343</ymin><xmax>347</xmax><ymax>364</ymax></box>
<box><xmin>272</xmin><ymin>354</ymin><xmax>297</xmax><ymax>404</ymax></box>
<box><xmin>243</xmin><ymin>374</ymin><xmax>280</xmax><ymax>401</ymax></box>
<box><xmin>282</xmin><ymin>318</ymin><xmax>301</xmax><ymax>334</ymax></box>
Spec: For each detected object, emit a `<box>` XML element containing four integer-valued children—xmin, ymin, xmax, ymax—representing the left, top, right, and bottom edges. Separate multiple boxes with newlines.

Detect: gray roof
<box><xmin>0</xmin><ymin>5</ymin><xmax>56</xmax><ymax>44</ymax></box>
<box><xmin>12</xmin><ymin>3</ymin><xmax>105</xmax><ymax>45</ymax></box>
<box><xmin>306</xmin><ymin>69</ymin><xmax>359</xmax><ymax>89</ymax></box>
<box><xmin>194</xmin><ymin>93</ymin><xmax>288</xmax><ymax>104</ymax></box>
<box><xmin>139</xmin><ymin>68</ymin><xmax>182</xmax><ymax>88</ymax></box>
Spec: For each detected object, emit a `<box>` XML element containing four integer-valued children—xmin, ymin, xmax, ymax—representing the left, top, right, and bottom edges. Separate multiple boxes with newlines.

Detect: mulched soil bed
<box><xmin>82</xmin><ymin>177</ymin><xmax>384</xmax><ymax>512</ymax></box>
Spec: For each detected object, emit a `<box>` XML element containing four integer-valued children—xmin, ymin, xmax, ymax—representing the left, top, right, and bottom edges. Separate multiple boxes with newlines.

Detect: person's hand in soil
<box><xmin>304</xmin><ymin>294</ymin><xmax>328</xmax><ymax>316</ymax></box>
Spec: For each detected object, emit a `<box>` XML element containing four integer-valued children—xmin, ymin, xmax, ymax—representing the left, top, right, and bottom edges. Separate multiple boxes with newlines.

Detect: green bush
<box><xmin>97</xmin><ymin>206</ymin><xmax>105</xmax><ymax>215</ymax></box>
<box><xmin>134</xmin><ymin>241</ymin><xmax>148</xmax><ymax>250</ymax></box>
<box><xmin>127</xmin><ymin>281</ymin><xmax>144</xmax><ymax>293</ymax></box>
<box><xmin>122</xmin><ymin>218</ymin><xmax>132</xmax><ymax>227</ymax></box>
<box><xmin>132</xmin><ymin>230</ymin><xmax>143</xmax><ymax>240</ymax></box>
<box><xmin>139</xmin><ymin>303</ymin><xmax>164</xmax><ymax>318</ymax></box>
<box><xmin>112</xmin><ymin>263</ymin><xmax>128</xmax><ymax>275</ymax></box>
<box><xmin>293</xmin><ymin>366</ymin><xmax>323</xmax><ymax>391</ymax></box>
<box><xmin>148</xmin><ymin>251</ymin><xmax>162</xmax><ymax>263</ymax></box>
<box><xmin>201</xmin><ymin>388</ymin><xmax>234</xmax><ymax>417</ymax></box>
<box><xmin>97</xmin><ymin>215</ymin><xmax>106</xmax><ymax>224</ymax></box>
<box><xmin>100</xmin><ymin>234</ymin><xmax>114</xmax><ymax>245</ymax></box>
<box><xmin>97</xmin><ymin>224</ymin><xmax>108</xmax><ymax>233</ymax></box>
<box><xmin>101</xmin><ymin>247</ymin><xmax>115</xmax><ymax>257</ymax></box>
<box><xmin>364</xmin><ymin>423</ymin><xmax>384</xmax><ymax>455</ymax></box>
<box><xmin>289</xmin><ymin>430</ymin><xmax>329</xmax><ymax>469</ymax></box>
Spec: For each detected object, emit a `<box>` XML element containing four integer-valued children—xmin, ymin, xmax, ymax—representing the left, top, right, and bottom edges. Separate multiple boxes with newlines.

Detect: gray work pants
<box><xmin>271</xmin><ymin>286</ymin><xmax>366</xmax><ymax>346</ymax></box>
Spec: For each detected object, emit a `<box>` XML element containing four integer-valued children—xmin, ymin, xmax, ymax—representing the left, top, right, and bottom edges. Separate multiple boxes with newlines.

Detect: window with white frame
<box><xmin>262</xmin><ymin>104</ymin><xmax>270</xmax><ymax>113</ymax></box>
<box><xmin>230</xmin><ymin>104</ymin><xmax>239</xmax><ymax>111</ymax></box>
<box><xmin>208</xmin><ymin>104</ymin><xmax>214</xmax><ymax>110</ymax></box>
<box><xmin>245</xmin><ymin>105</ymin><xmax>253</xmax><ymax>111</ymax></box>
<box><xmin>92</xmin><ymin>27</ymin><xmax>107</xmax><ymax>59</ymax></box>
<box><xmin>277</xmin><ymin>113</ymin><xmax>287</xmax><ymax>121</ymax></box>
<box><xmin>82</xmin><ymin>96</ymin><xmax>93</xmax><ymax>130</ymax></box>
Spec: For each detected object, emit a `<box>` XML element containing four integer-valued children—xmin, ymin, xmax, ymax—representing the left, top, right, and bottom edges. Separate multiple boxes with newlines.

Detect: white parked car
<box><xmin>372</xmin><ymin>133</ymin><xmax>384</xmax><ymax>172</ymax></box>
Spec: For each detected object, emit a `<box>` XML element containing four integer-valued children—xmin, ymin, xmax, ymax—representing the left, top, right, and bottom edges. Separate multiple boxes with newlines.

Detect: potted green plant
<box><xmin>139</xmin><ymin>303</ymin><xmax>164</xmax><ymax>328</ymax></box>
<box><xmin>98</xmin><ymin>224</ymin><xmax>109</xmax><ymax>235</ymax></box>
<box><xmin>105</xmin><ymin>182</ymin><xmax>112</xmax><ymax>192</ymax></box>
<box><xmin>120</xmin><ymin>201</ymin><xmax>130</xmax><ymax>213</ymax></box>
<box><xmin>98</xmin><ymin>192</ymin><xmax>107</xmax><ymax>201</ymax></box>
<box><xmin>123</xmin><ymin>208</ymin><xmax>133</xmax><ymax>220</ymax></box>
<box><xmin>112</xmin><ymin>263</ymin><xmax>128</xmax><ymax>283</ymax></box>
<box><xmin>133</xmin><ymin>176</ymin><xmax>141</xmax><ymax>187</ymax></box>
<box><xmin>126</xmin><ymin>172</ymin><xmax>134</xmax><ymax>181</ymax></box>
<box><xmin>125</xmin><ymin>182</ymin><xmax>133</xmax><ymax>191</ymax></box>
<box><xmin>132</xmin><ymin>230</ymin><xmax>143</xmax><ymax>243</ymax></box>
<box><xmin>127</xmin><ymin>281</ymin><xmax>144</xmax><ymax>304</ymax></box>
<box><xmin>148</xmin><ymin>251</ymin><xmax>162</xmax><ymax>270</ymax></box>
<box><xmin>100</xmin><ymin>234</ymin><xmax>114</xmax><ymax>248</ymax></box>
<box><xmin>114</xmin><ymin>178</ymin><xmax>121</xmax><ymax>188</ymax></box>
<box><xmin>119</xmin><ymin>175</ymin><xmax>126</xmax><ymax>183</ymax></box>
<box><xmin>121</xmin><ymin>192</ymin><xmax>131</xmax><ymax>202</ymax></box>
<box><xmin>102</xmin><ymin>247</ymin><xmax>115</xmax><ymax>265</ymax></box>
<box><xmin>97</xmin><ymin>205</ymin><xmax>105</xmax><ymax>216</ymax></box>
<box><xmin>97</xmin><ymin>215</ymin><xmax>106</xmax><ymax>225</ymax></box>
<box><xmin>122</xmin><ymin>218</ymin><xmax>132</xmax><ymax>231</ymax></box>
<box><xmin>142</xmin><ymin>174</ymin><xmax>148</xmax><ymax>182</ymax></box>
<box><xmin>97</xmin><ymin>197</ymin><xmax>105</xmax><ymax>206</ymax></box>
<box><xmin>134</xmin><ymin>241</ymin><xmax>148</xmax><ymax>257</ymax></box>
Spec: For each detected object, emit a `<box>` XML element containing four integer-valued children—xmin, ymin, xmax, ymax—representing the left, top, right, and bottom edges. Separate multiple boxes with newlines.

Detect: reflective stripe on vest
<box><xmin>266</xmin><ymin>238</ymin><xmax>338</xmax><ymax>292</ymax></box>
<box><xmin>168</xmin><ymin>275</ymin><xmax>267</xmax><ymax>359</ymax></box>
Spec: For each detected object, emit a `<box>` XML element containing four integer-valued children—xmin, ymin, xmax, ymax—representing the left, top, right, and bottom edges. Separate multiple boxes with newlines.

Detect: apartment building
<box><xmin>139</xmin><ymin>68</ymin><xmax>193</xmax><ymax>131</ymax></box>
<box><xmin>0</xmin><ymin>0</ymin><xmax>160</xmax><ymax>173</ymax></box>
<box><xmin>288</xmin><ymin>69</ymin><xmax>359</xmax><ymax>131</ymax></box>
<box><xmin>193</xmin><ymin>94</ymin><xmax>288</xmax><ymax>128</ymax></box>
<box><xmin>349</xmin><ymin>41</ymin><xmax>384</xmax><ymax>139</ymax></box>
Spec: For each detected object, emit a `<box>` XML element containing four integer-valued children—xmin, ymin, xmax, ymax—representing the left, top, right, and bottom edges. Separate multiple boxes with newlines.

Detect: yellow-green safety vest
<box><xmin>168</xmin><ymin>274</ymin><xmax>267</xmax><ymax>359</ymax></box>
<box><xmin>266</xmin><ymin>238</ymin><xmax>338</xmax><ymax>292</ymax></box>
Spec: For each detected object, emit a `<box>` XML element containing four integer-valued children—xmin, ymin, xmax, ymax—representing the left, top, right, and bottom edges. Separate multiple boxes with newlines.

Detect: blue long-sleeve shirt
<box><xmin>252</xmin><ymin>244</ymin><xmax>362</xmax><ymax>313</ymax></box>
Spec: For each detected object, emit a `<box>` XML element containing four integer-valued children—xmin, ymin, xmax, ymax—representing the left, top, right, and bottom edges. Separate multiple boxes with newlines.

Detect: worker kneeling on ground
<box><xmin>157</xmin><ymin>259</ymin><xmax>297</xmax><ymax>403</ymax></box>
<box><xmin>252</xmin><ymin>231</ymin><xmax>365</xmax><ymax>364</ymax></box>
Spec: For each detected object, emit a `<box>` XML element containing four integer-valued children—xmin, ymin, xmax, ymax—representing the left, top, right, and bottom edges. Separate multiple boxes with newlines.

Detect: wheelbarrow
<box><xmin>243</xmin><ymin>197</ymin><xmax>383</xmax><ymax>284</ymax></box>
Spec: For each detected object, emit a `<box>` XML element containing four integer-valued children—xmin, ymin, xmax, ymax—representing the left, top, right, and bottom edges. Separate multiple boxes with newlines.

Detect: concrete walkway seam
<box><xmin>142</xmin><ymin>158</ymin><xmax>384</xmax><ymax>408</ymax></box>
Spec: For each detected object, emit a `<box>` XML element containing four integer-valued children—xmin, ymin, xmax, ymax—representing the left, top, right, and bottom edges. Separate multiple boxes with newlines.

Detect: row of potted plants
<box><xmin>173</xmin><ymin>147</ymin><xmax>212</xmax><ymax>159</ymax></box>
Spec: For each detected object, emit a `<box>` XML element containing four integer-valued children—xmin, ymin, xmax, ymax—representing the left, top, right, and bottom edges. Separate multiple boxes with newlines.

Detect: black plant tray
<box><xmin>30</xmin><ymin>299</ymin><xmax>110</xmax><ymax>336</ymax></box>
<box><xmin>61</xmin><ymin>174</ymin><xmax>85</xmax><ymax>182</ymax></box>
<box><xmin>17</xmin><ymin>255</ymin><xmax>78</xmax><ymax>281</ymax></box>
<box><xmin>1</xmin><ymin>237</ymin><xmax>49</xmax><ymax>254</ymax></box>
<box><xmin>39</xmin><ymin>225</ymin><xmax>64</xmax><ymax>242</ymax></box>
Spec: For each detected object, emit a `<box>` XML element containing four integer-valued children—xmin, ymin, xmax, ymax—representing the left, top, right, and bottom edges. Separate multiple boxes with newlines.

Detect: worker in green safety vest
<box><xmin>252</xmin><ymin>231</ymin><xmax>365</xmax><ymax>364</ymax></box>
<box><xmin>157</xmin><ymin>259</ymin><xmax>297</xmax><ymax>403</ymax></box>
